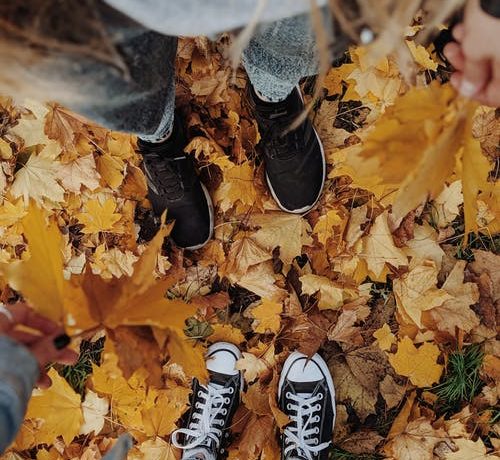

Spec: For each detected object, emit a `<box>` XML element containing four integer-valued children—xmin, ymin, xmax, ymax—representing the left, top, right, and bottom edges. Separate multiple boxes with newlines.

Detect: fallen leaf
<box><xmin>388</xmin><ymin>337</ymin><xmax>443</xmax><ymax>387</ymax></box>
<box><xmin>79</xmin><ymin>390</ymin><xmax>109</xmax><ymax>436</ymax></box>
<box><xmin>362</xmin><ymin>211</ymin><xmax>408</xmax><ymax>280</ymax></box>
<box><xmin>373</xmin><ymin>324</ymin><xmax>396</xmax><ymax>351</ymax></box>
<box><xmin>76</xmin><ymin>198</ymin><xmax>122</xmax><ymax>234</ymax></box>
<box><xmin>251</xmin><ymin>298</ymin><xmax>282</xmax><ymax>334</ymax></box>
<box><xmin>57</xmin><ymin>154</ymin><xmax>100</xmax><ymax>193</ymax></box>
<box><xmin>300</xmin><ymin>274</ymin><xmax>345</xmax><ymax>310</ymax></box>
<box><xmin>26</xmin><ymin>368</ymin><xmax>83</xmax><ymax>445</ymax></box>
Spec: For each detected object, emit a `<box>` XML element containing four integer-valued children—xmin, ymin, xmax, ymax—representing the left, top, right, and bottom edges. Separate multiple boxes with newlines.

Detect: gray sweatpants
<box><xmin>35</xmin><ymin>1</ymin><xmax>323</xmax><ymax>142</ymax></box>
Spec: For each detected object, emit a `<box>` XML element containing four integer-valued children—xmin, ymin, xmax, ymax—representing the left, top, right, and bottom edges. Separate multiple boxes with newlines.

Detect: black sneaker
<box><xmin>138</xmin><ymin>116</ymin><xmax>214</xmax><ymax>250</ymax></box>
<box><xmin>249</xmin><ymin>85</ymin><xmax>326</xmax><ymax>213</ymax></box>
<box><xmin>279</xmin><ymin>351</ymin><xmax>336</xmax><ymax>460</ymax></box>
<box><xmin>171</xmin><ymin>342</ymin><xmax>243</xmax><ymax>460</ymax></box>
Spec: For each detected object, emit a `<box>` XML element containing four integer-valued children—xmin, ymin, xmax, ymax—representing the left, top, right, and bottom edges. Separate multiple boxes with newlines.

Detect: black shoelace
<box><xmin>261</xmin><ymin>115</ymin><xmax>305</xmax><ymax>161</ymax></box>
<box><xmin>142</xmin><ymin>152</ymin><xmax>186</xmax><ymax>200</ymax></box>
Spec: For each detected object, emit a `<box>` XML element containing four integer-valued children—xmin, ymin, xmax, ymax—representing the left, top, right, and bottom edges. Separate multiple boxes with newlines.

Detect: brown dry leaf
<box><xmin>340</xmin><ymin>430</ymin><xmax>384</xmax><ymax>455</ymax></box>
<box><xmin>431</xmin><ymin>180</ymin><xmax>463</xmax><ymax>228</ymax></box>
<box><xmin>330</xmin><ymin>358</ymin><xmax>378</xmax><ymax>422</ymax></box>
<box><xmin>251</xmin><ymin>298</ymin><xmax>282</xmax><ymax>334</ymax></box>
<box><xmin>121</xmin><ymin>163</ymin><xmax>147</xmax><ymax>200</ymax></box>
<box><xmin>234</xmin><ymin>414</ymin><xmax>275</xmax><ymax>460</ymax></box>
<box><xmin>384</xmin><ymin>418</ymin><xmax>445</xmax><ymax>460</ymax></box>
<box><xmin>379</xmin><ymin>375</ymin><xmax>406</xmax><ymax>410</ymax></box>
<box><xmin>388</xmin><ymin>337</ymin><xmax>443</xmax><ymax>387</ymax></box>
<box><xmin>243</xmin><ymin>381</ymin><xmax>272</xmax><ymax>416</ymax></box>
<box><xmin>444</xmin><ymin>438</ymin><xmax>490</xmax><ymax>460</ymax></box>
<box><xmin>327</xmin><ymin>309</ymin><xmax>363</xmax><ymax>345</ymax></box>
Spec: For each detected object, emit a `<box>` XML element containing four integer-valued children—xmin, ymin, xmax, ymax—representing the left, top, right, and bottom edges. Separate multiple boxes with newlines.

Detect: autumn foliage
<box><xmin>0</xmin><ymin>31</ymin><xmax>498</xmax><ymax>460</ymax></box>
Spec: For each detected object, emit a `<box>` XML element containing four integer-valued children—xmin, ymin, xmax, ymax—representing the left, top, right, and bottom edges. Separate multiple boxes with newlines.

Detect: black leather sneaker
<box><xmin>279</xmin><ymin>351</ymin><xmax>336</xmax><ymax>460</ymax></box>
<box><xmin>138</xmin><ymin>116</ymin><xmax>213</xmax><ymax>250</ymax></box>
<box><xmin>249</xmin><ymin>85</ymin><xmax>326</xmax><ymax>214</ymax></box>
<box><xmin>171</xmin><ymin>342</ymin><xmax>243</xmax><ymax>460</ymax></box>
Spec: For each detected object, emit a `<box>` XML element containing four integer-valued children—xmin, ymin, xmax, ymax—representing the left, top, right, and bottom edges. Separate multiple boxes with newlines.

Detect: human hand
<box><xmin>0</xmin><ymin>302</ymin><xmax>78</xmax><ymax>388</ymax></box>
<box><xmin>444</xmin><ymin>0</ymin><xmax>500</xmax><ymax>107</ymax></box>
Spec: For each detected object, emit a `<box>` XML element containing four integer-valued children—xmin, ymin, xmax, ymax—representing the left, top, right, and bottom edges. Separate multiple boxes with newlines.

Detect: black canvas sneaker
<box><xmin>138</xmin><ymin>116</ymin><xmax>214</xmax><ymax>250</ymax></box>
<box><xmin>249</xmin><ymin>85</ymin><xmax>326</xmax><ymax>214</ymax></box>
<box><xmin>279</xmin><ymin>351</ymin><xmax>336</xmax><ymax>460</ymax></box>
<box><xmin>171</xmin><ymin>342</ymin><xmax>243</xmax><ymax>460</ymax></box>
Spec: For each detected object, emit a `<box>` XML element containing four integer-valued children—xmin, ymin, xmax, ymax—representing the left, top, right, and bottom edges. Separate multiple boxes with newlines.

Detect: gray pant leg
<box><xmin>32</xmin><ymin>2</ymin><xmax>177</xmax><ymax>140</ymax></box>
<box><xmin>242</xmin><ymin>10</ymin><xmax>331</xmax><ymax>101</ymax></box>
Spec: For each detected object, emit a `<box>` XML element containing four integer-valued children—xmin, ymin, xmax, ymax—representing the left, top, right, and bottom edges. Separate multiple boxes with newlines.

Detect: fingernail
<box><xmin>460</xmin><ymin>80</ymin><xmax>477</xmax><ymax>97</ymax></box>
<box><xmin>53</xmin><ymin>334</ymin><xmax>70</xmax><ymax>350</ymax></box>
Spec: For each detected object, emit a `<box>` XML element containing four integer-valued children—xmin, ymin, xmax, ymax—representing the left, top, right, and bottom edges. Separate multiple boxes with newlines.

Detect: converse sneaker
<box><xmin>138</xmin><ymin>116</ymin><xmax>214</xmax><ymax>250</ymax></box>
<box><xmin>171</xmin><ymin>342</ymin><xmax>243</xmax><ymax>460</ymax></box>
<box><xmin>279</xmin><ymin>351</ymin><xmax>336</xmax><ymax>460</ymax></box>
<box><xmin>249</xmin><ymin>85</ymin><xmax>326</xmax><ymax>214</ymax></box>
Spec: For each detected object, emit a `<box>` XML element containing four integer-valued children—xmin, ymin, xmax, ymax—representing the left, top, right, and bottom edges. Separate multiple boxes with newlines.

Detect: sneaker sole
<box><xmin>278</xmin><ymin>351</ymin><xmax>336</xmax><ymax>425</ymax></box>
<box><xmin>264</xmin><ymin>87</ymin><xmax>326</xmax><ymax>215</ymax></box>
<box><xmin>184</xmin><ymin>182</ymin><xmax>215</xmax><ymax>251</ymax></box>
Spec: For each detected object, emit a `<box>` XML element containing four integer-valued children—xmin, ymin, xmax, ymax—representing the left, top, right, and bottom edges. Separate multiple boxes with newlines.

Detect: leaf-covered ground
<box><xmin>0</xmin><ymin>31</ymin><xmax>499</xmax><ymax>460</ymax></box>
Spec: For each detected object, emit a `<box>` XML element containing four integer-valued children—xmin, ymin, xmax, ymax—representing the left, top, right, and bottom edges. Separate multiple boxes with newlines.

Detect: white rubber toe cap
<box><xmin>206</xmin><ymin>342</ymin><xmax>242</xmax><ymax>376</ymax></box>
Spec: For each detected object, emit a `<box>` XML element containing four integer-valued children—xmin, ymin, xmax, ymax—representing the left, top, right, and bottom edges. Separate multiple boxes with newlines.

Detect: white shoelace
<box><xmin>283</xmin><ymin>392</ymin><xmax>331</xmax><ymax>460</ymax></box>
<box><xmin>171</xmin><ymin>383</ymin><xmax>233</xmax><ymax>452</ymax></box>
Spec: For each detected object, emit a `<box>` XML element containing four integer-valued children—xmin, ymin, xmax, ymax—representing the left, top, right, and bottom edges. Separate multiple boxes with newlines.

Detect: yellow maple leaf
<box><xmin>388</xmin><ymin>337</ymin><xmax>443</xmax><ymax>387</ymax></box>
<box><xmin>166</xmin><ymin>328</ymin><xmax>208</xmax><ymax>382</ymax></box>
<box><xmin>214</xmin><ymin>161</ymin><xmax>257</xmax><ymax>212</ymax></box>
<box><xmin>313</xmin><ymin>209</ymin><xmax>345</xmax><ymax>246</ymax></box>
<box><xmin>129</xmin><ymin>437</ymin><xmax>178</xmax><ymax>460</ymax></box>
<box><xmin>76</xmin><ymin>198</ymin><xmax>122</xmax><ymax>234</ymax></box>
<box><xmin>405</xmin><ymin>40</ymin><xmax>438</xmax><ymax>71</ymax></box>
<box><xmin>251</xmin><ymin>298</ymin><xmax>282</xmax><ymax>334</ymax></box>
<box><xmin>209</xmin><ymin>323</ymin><xmax>245</xmax><ymax>345</ymax></box>
<box><xmin>57</xmin><ymin>154</ymin><xmax>100</xmax><ymax>193</ymax></box>
<box><xmin>26</xmin><ymin>368</ymin><xmax>83</xmax><ymax>445</ymax></box>
<box><xmin>0</xmin><ymin>198</ymin><xmax>27</xmax><ymax>227</ymax></box>
<box><xmin>373</xmin><ymin>324</ymin><xmax>395</xmax><ymax>351</ymax></box>
<box><xmin>299</xmin><ymin>274</ymin><xmax>345</xmax><ymax>310</ymax></box>
<box><xmin>461</xmin><ymin>111</ymin><xmax>494</xmax><ymax>235</ymax></box>
<box><xmin>142</xmin><ymin>387</ymin><xmax>191</xmax><ymax>437</ymax></box>
<box><xmin>3</xmin><ymin>204</ymin><xmax>65</xmax><ymax>322</ymax></box>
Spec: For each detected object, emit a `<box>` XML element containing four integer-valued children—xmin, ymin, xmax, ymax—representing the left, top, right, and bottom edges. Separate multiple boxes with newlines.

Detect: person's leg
<box><xmin>4</xmin><ymin>1</ymin><xmax>213</xmax><ymax>249</ymax></box>
<box><xmin>243</xmin><ymin>11</ymin><xmax>331</xmax><ymax>214</ymax></box>
<box><xmin>242</xmin><ymin>12</ymin><xmax>331</xmax><ymax>102</ymax></box>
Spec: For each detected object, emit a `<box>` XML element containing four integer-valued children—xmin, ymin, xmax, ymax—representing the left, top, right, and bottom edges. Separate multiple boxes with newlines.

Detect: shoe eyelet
<box><xmin>222</xmin><ymin>408</ymin><xmax>228</xmax><ymax>415</ymax></box>
<box><xmin>228</xmin><ymin>387</ymin><xmax>234</xmax><ymax>394</ymax></box>
<box><xmin>287</xmin><ymin>403</ymin><xmax>292</xmax><ymax>410</ymax></box>
<box><xmin>224</xmin><ymin>397</ymin><xmax>230</xmax><ymax>404</ymax></box>
<box><xmin>198</xmin><ymin>391</ymin><xmax>203</xmax><ymax>397</ymax></box>
<box><xmin>286</xmin><ymin>391</ymin><xmax>292</xmax><ymax>398</ymax></box>
<box><xmin>315</xmin><ymin>415</ymin><xmax>320</xmax><ymax>422</ymax></box>
<box><xmin>315</xmin><ymin>404</ymin><xmax>321</xmax><ymax>411</ymax></box>
<box><xmin>314</xmin><ymin>427</ymin><xmax>320</xmax><ymax>434</ymax></box>
<box><xmin>318</xmin><ymin>393</ymin><xmax>324</xmax><ymax>400</ymax></box>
